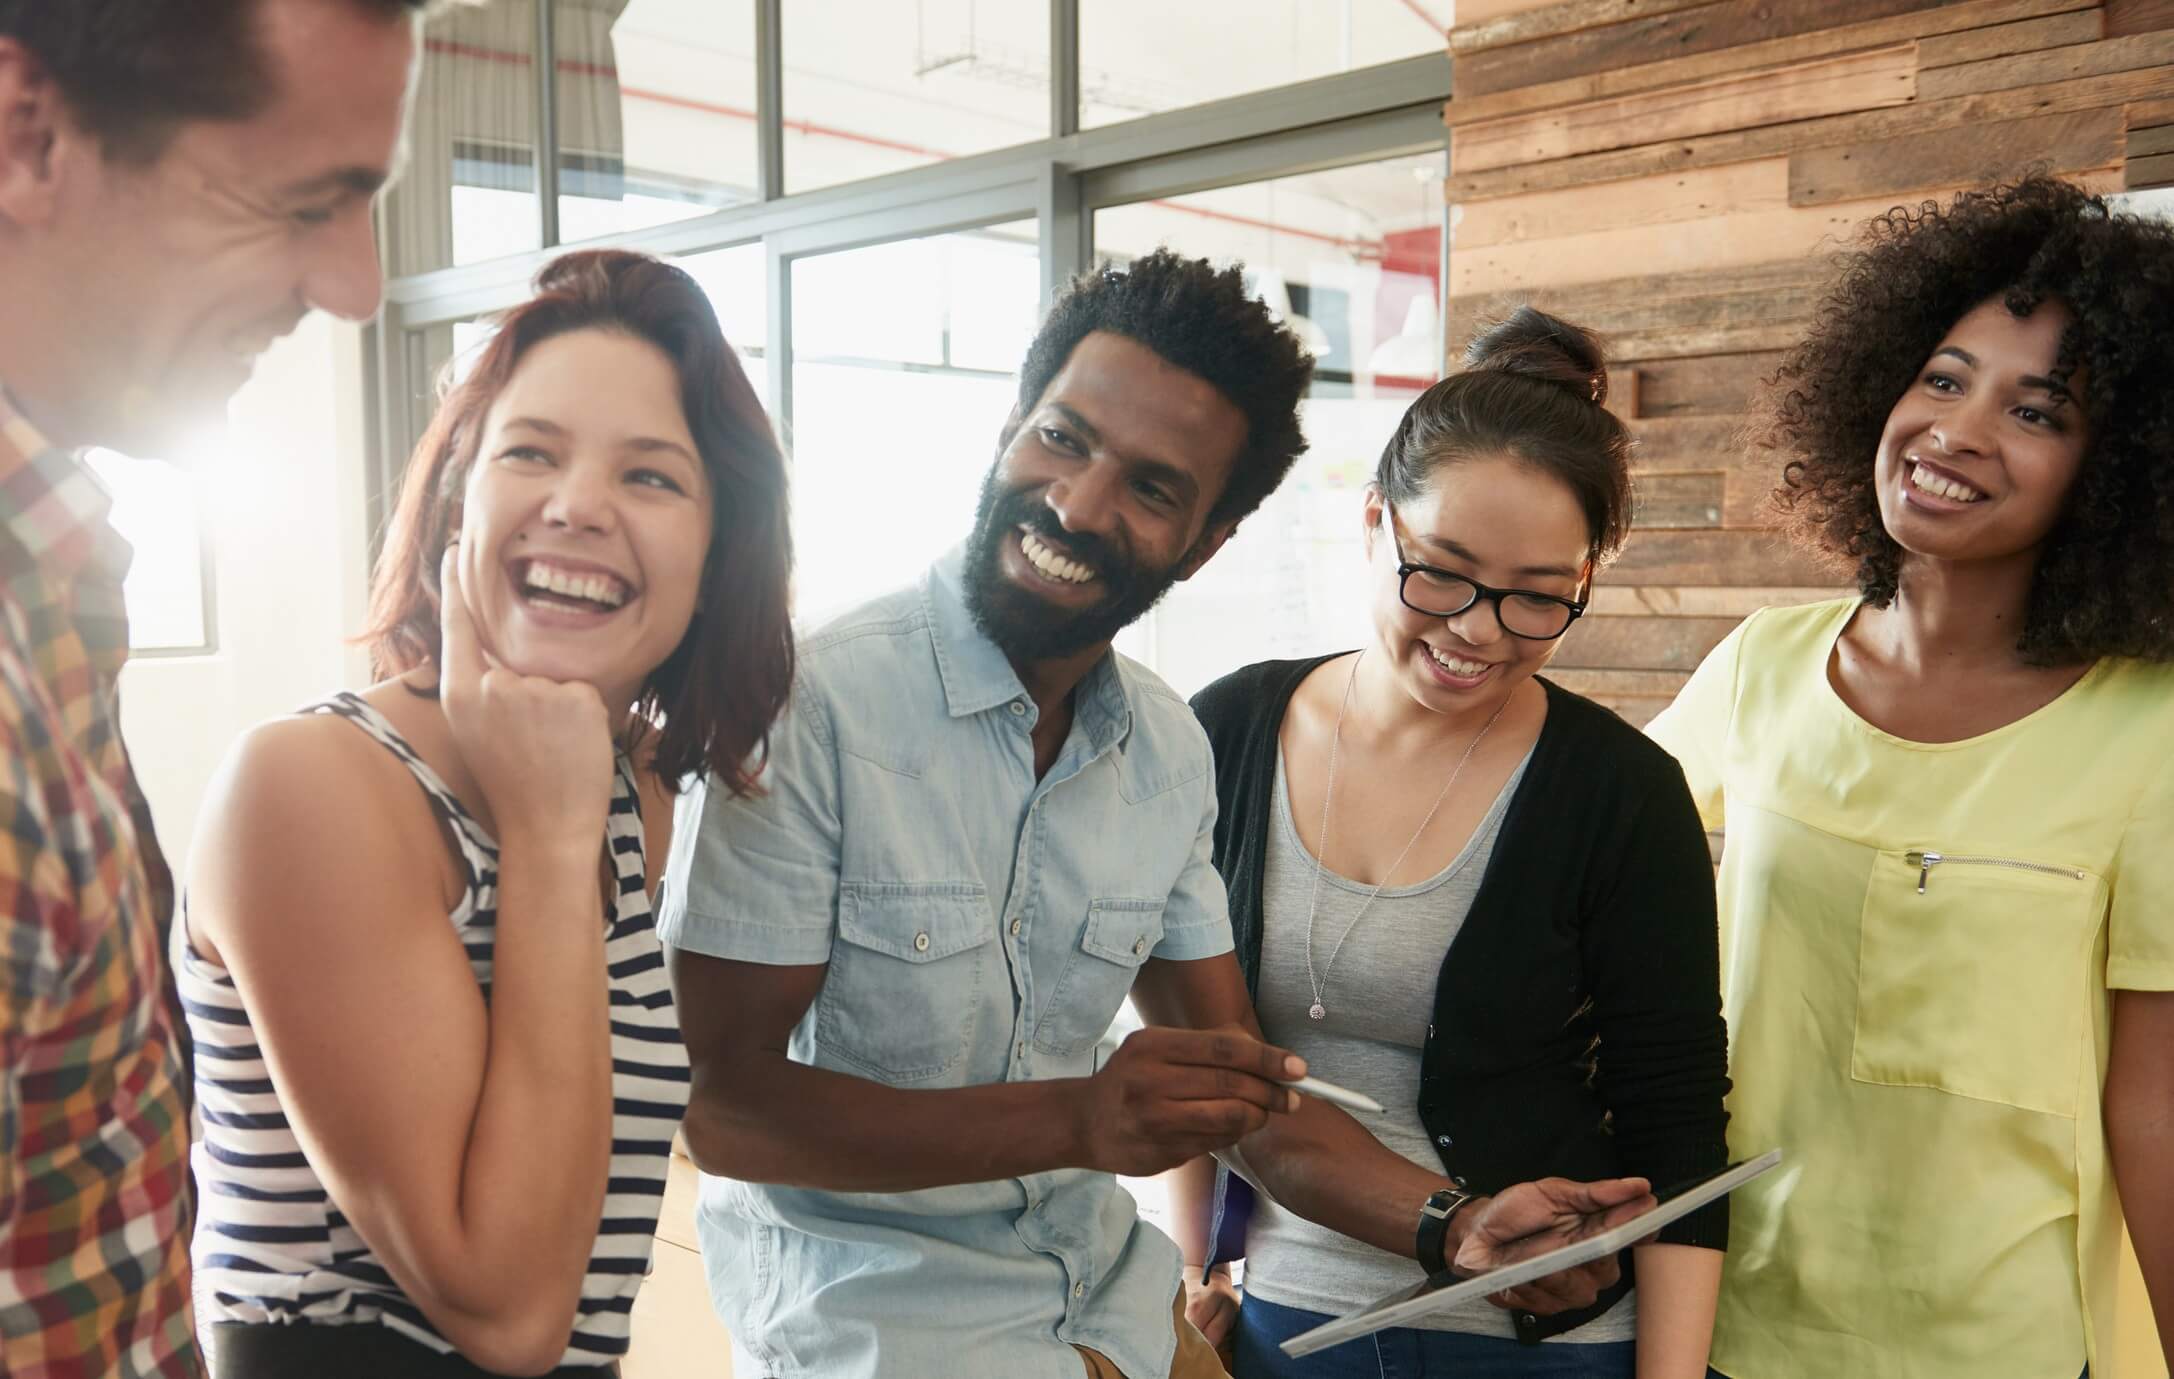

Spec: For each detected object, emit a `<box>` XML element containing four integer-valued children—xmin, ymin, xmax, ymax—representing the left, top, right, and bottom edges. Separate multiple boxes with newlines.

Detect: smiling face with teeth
<box><xmin>1874</xmin><ymin>297</ymin><xmax>2090</xmax><ymax>568</ymax></box>
<box><xmin>454</xmin><ymin>328</ymin><xmax>713</xmax><ymax>711</ymax></box>
<box><xmin>0</xmin><ymin>0</ymin><xmax>417</xmax><ymax>457</ymax></box>
<box><xmin>963</xmin><ymin>332</ymin><xmax>1247</xmax><ymax>667</ymax></box>
<box><xmin>1365</xmin><ymin>456</ymin><xmax>1592</xmax><ymax>720</ymax></box>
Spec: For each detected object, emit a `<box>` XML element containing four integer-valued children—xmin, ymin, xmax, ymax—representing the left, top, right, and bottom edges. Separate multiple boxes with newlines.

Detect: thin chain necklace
<box><xmin>1301</xmin><ymin>650</ymin><xmax>1510</xmax><ymax>1021</ymax></box>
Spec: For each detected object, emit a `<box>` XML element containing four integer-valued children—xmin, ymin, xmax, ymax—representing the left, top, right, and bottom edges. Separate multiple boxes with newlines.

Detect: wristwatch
<box><xmin>1415</xmin><ymin>1186</ymin><xmax>1477</xmax><ymax>1276</ymax></box>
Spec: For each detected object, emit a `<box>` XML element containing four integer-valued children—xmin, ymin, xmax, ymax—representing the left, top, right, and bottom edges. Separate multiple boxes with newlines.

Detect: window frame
<box><xmin>369</xmin><ymin>0</ymin><xmax>1455</xmax><ymax>557</ymax></box>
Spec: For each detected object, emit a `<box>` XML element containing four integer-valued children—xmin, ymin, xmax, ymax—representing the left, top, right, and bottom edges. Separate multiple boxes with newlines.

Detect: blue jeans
<box><xmin>1232</xmin><ymin>1295</ymin><xmax>1636</xmax><ymax>1379</ymax></box>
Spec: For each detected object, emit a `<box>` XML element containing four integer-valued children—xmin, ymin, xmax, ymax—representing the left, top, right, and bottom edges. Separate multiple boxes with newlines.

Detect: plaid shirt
<box><xmin>0</xmin><ymin>388</ymin><xmax>197</xmax><ymax>1377</ymax></box>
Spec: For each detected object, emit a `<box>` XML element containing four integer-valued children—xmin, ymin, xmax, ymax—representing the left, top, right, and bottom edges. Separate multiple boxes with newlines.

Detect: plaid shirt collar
<box><xmin>0</xmin><ymin>383</ymin><xmax>135</xmax><ymax>588</ymax></box>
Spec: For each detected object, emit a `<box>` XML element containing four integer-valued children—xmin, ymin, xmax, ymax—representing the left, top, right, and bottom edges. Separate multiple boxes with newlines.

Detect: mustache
<box><xmin>991</xmin><ymin>491</ymin><xmax>1134</xmax><ymax>590</ymax></box>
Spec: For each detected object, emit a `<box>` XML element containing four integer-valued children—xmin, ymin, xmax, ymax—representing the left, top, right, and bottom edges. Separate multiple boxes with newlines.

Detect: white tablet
<box><xmin>1280</xmin><ymin>1148</ymin><xmax>1784</xmax><ymax>1358</ymax></box>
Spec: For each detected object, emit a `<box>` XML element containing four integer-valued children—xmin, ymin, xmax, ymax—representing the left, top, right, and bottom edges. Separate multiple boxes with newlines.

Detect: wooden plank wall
<box><xmin>1443</xmin><ymin>0</ymin><xmax>2174</xmax><ymax>728</ymax></box>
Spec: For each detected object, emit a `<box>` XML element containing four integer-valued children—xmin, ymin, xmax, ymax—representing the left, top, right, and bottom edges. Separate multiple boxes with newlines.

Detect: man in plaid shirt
<box><xmin>0</xmin><ymin>2</ymin><xmax>425</xmax><ymax>1373</ymax></box>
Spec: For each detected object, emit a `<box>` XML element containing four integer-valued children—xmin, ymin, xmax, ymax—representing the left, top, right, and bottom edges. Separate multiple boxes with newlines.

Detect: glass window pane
<box><xmin>782</xmin><ymin>2</ymin><xmax>1049</xmax><ymax>195</ymax></box>
<box><xmin>1093</xmin><ymin>153</ymin><xmax>1446</xmax><ymax>695</ymax></box>
<box><xmin>387</xmin><ymin>5</ymin><xmax>547</xmax><ymax>274</ymax></box>
<box><xmin>679</xmin><ymin>240</ymin><xmax>769</xmax><ymax>359</ymax></box>
<box><xmin>787</xmin><ymin>222</ymin><xmax>1038</xmax><ymax>627</ymax></box>
<box><xmin>556</xmin><ymin>0</ymin><xmax>759</xmax><ymax>244</ymax></box>
<box><xmin>405</xmin><ymin>243</ymin><xmax>773</xmax><ymax>474</ymax></box>
<box><xmin>84</xmin><ymin>451</ymin><xmax>209</xmax><ymax>653</ymax></box>
<box><xmin>1080</xmin><ymin>1</ymin><xmax>1448</xmax><ymax>128</ymax></box>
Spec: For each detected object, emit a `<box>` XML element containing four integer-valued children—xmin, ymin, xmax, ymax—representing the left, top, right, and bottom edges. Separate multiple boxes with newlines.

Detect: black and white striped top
<box><xmin>175</xmin><ymin>692</ymin><xmax>690</xmax><ymax>1365</ymax></box>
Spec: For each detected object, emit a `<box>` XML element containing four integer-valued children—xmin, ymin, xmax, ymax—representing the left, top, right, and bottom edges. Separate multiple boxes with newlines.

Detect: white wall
<box><xmin>119</xmin><ymin>315</ymin><xmax>376</xmax><ymax>871</ymax></box>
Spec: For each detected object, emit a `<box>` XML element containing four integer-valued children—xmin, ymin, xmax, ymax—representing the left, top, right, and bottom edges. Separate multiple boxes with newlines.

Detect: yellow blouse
<box><xmin>1648</xmin><ymin>597</ymin><xmax>2174</xmax><ymax>1379</ymax></box>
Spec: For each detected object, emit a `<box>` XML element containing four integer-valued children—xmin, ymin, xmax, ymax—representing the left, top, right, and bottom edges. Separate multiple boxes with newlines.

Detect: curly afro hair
<box><xmin>1015</xmin><ymin>249</ymin><xmax>1315</xmax><ymax>529</ymax></box>
<box><xmin>1758</xmin><ymin>174</ymin><xmax>2174</xmax><ymax>665</ymax></box>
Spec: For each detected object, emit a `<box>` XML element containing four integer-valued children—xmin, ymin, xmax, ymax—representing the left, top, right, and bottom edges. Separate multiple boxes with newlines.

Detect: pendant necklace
<box><xmin>1301</xmin><ymin>650</ymin><xmax>1510</xmax><ymax>1021</ymax></box>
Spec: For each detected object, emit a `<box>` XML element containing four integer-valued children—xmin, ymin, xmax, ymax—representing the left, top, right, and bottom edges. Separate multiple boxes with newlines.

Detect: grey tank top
<box><xmin>1241</xmin><ymin>741</ymin><xmax>1638</xmax><ymax>1343</ymax></box>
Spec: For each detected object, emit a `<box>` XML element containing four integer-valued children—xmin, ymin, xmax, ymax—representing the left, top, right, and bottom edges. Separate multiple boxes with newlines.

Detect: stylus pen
<box><xmin>1289</xmin><ymin>1075</ymin><xmax>1384</xmax><ymax>1115</ymax></box>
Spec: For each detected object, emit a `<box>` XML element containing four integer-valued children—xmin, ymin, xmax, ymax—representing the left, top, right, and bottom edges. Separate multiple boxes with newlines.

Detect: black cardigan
<box><xmin>1192</xmin><ymin>656</ymin><xmax>1731</xmax><ymax>1344</ymax></box>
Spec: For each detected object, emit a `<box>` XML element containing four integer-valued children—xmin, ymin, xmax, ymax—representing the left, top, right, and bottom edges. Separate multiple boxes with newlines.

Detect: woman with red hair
<box><xmin>175</xmin><ymin>249</ymin><xmax>793</xmax><ymax>1378</ymax></box>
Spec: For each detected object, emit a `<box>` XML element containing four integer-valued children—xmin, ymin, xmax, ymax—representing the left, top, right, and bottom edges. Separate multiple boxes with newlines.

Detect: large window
<box><xmin>788</xmin><ymin>223</ymin><xmax>1038</xmax><ymax>626</ymax></box>
<box><xmin>782</xmin><ymin>2</ymin><xmax>1049</xmax><ymax>194</ymax></box>
<box><xmin>555</xmin><ymin>0</ymin><xmax>761</xmax><ymax>243</ymax></box>
<box><xmin>379</xmin><ymin>0</ymin><xmax>1453</xmax><ymax>666</ymax></box>
<box><xmin>1081</xmin><ymin>0</ymin><xmax>1449</xmax><ymax>127</ymax></box>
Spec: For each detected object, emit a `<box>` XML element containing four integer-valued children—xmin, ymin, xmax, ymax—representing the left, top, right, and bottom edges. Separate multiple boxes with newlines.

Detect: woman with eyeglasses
<box><xmin>1170</xmin><ymin>308</ymin><xmax>1731</xmax><ymax>1379</ymax></box>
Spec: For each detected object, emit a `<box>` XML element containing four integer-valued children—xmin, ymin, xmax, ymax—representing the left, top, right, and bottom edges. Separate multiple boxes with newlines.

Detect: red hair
<box><xmin>363</xmin><ymin>249</ymin><xmax>792</xmax><ymax>796</ymax></box>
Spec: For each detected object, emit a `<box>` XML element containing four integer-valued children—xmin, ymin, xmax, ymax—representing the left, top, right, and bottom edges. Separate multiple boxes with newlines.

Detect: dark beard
<box><xmin>960</xmin><ymin>464</ymin><xmax>1187</xmax><ymax>664</ymax></box>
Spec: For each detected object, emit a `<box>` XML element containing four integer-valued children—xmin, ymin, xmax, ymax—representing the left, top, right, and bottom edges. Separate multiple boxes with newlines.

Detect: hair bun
<box><xmin>1464</xmin><ymin>305</ymin><xmax>1610</xmax><ymax>407</ymax></box>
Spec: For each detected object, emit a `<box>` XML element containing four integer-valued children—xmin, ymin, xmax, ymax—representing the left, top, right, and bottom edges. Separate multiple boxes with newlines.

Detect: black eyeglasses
<box><xmin>1384</xmin><ymin>506</ymin><xmax>1588</xmax><ymax>642</ymax></box>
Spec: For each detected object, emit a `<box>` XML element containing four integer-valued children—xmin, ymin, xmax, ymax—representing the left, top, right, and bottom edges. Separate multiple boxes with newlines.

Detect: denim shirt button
<box><xmin>1009</xmin><ymin>700</ymin><xmax>1027</xmax><ymax>716</ymax></box>
<box><xmin>1132</xmin><ymin>937</ymin><xmax>1147</xmax><ymax>957</ymax></box>
<box><xmin>1073</xmin><ymin>1281</ymin><xmax>1087</xmax><ymax>1298</ymax></box>
<box><xmin>913</xmin><ymin>931</ymin><xmax>931</xmax><ymax>953</ymax></box>
<box><xmin>1009</xmin><ymin>917</ymin><xmax>1023</xmax><ymax>936</ymax></box>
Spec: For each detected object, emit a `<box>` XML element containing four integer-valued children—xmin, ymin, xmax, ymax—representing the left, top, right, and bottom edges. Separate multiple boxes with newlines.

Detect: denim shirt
<box><xmin>658</xmin><ymin>547</ymin><xmax>1234</xmax><ymax>1379</ymax></box>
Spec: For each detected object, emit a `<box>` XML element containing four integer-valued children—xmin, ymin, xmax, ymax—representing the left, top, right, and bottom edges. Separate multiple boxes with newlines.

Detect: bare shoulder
<box><xmin>191</xmin><ymin>706</ymin><xmax>456</xmax><ymax>957</ymax></box>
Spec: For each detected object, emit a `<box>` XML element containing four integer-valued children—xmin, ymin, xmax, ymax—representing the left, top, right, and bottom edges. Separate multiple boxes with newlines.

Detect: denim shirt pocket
<box><xmin>817</xmin><ymin>881</ymin><xmax>994</xmax><ymax>1084</ymax></box>
<box><xmin>1031</xmin><ymin>898</ymin><xmax>1168</xmax><ymax>1057</ymax></box>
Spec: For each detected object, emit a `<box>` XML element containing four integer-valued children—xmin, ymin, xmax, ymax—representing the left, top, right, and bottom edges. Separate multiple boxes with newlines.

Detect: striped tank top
<box><xmin>174</xmin><ymin>693</ymin><xmax>691</xmax><ymax>1365</ymax></box>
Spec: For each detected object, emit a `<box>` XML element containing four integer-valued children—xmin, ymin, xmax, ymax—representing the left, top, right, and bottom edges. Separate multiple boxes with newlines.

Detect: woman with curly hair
<box><xmin>1648</xmin><ymin>174</ymin><xmax>2174</xmax><ymax>1379</ymax></box>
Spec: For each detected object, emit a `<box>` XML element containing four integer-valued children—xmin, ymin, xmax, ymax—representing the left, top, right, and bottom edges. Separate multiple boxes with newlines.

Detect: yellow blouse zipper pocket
<box><xmin>1902</xmin><ymin>850</ymin><xmax>2086</xmax><ymax>896</ymax></box>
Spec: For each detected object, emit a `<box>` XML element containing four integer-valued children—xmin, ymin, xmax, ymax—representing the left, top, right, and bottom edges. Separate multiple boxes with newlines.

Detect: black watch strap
<box><xmin>1415</xmin><ymin>1187</ymin><xmax>1475</xmax><ymax>1276</ymax></box>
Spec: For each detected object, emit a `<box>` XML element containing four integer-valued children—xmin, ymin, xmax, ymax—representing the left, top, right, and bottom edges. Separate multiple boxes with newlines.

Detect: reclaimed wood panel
<box><xmin>1627</xmin><ymin>352</ymin><xmax>1784</xmax><ymax>417</ymax></box>
<box><xmin>1787</xmin><ymin>108</ymin><xmax>2125</xmax><ymax>205</ymax></box>
<box><xmin>1594</xmin><ymin>695</ymin><xmax>1673</xmax><ymax>727</ymax></box>
<box><xmin>1587</xmin><ymin>585</ymin><xmax>1842</xmax><ymax>616</ymax></box>
<box><xmin>1453</xmin><ymin>0</ymin><xmax>1947</xmax><ymax>98</ymax></box>
<box><xmin>1555</xmin><ymin>613</ymin><xmax>1740</xmax><ymax>669</ymax></box>
<box><xmin>1448</xmin><ymin>259</ymin><xmax>1828</xmax><ymax>360</ymax></box>
<box><xmin>1632</xmin><ymin>472</ymin><xmax>1726</xmax><ymax>528</ymax></box>
<box><xmin>1452</xmin><ymin>191</ymin><xmax>1909</xmax><ymax>297</ymax></box>
<box><xmin>2131</xmin><ymin>124</ymin><xmax>2174</xmax><ymax>155</ymax></box>
<box><xmin>1627</xmin><ymin>416</ymin><xmax>1780</xmax><ymax>527</ymax></box>
<box><xmin>1634</xmin><ymin>413</ymin><xmax>1747</xmax><ymax>461</ymax></box>
<box><xmin>1443</xmin><ymin>69</ymin><xmax>2170</xmax><ymax>199</ymax></box>
<box><xmin>1455</xmin><ymin>0</ymin><xmax>1570</xmax><ymax>29</ymax></box>
<box><xmin>1452</xmin><ymin>45</ymin><xmax>1915</xmax><ymax>173</ymax></box>
<box><xmin>1627</xmin><ymin>414</ymin><xmax>1744</xmax><ymax>459</ymax></box>
<box><xmin>2128</xmin><ymin>150</ymin><xmax>2174</xmax><ymax>185</ymax></box>
<box><xmin>2108</xmin><ymin>0</ymin><xmax>2174</xmax><ymax>33</ymax></box>
<box><xmin>1453</xmin><ymin>159</ymin><xmax>1789</xmax><ymax>248</ymax></box>
<box><xmin>2131</xmin><ymin>97</ymin><xmax>2174</xmax><ymax>124</ymax></box>
<box><xmin>1543</xmin><ymin>667</ymin><xmax>1694</xmax><ymax>698</ymax></box>
<box><xmin>1919</xmin><ymin>31</ymin><xmax>2174</xmax><ymax>100</ymax></box>
<box><xmin>1449</xmin><ymin>0</ymin><xmax>1719</xmax><ymax>54</ymax></box>
<box><xmin>1918</xmin><ymin>8</ymin><xmax>2105</xmax><ymax>66</ymax></box>
<box><xmin>1607</xmin><ymin>529</ymin><xmax>1841</xmax><ymax>584</ymax></box>
<box><xmin>1442</xmin><ymin>0</ymin><xmax>2094</xmax><ymax>127</ymax></box>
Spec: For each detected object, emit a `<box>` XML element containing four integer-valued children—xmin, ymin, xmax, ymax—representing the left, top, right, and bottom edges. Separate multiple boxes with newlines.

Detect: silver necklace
<box><xmin>1301</xmin><ymin>650</ymin><xmax>1510</xmax><ymax>1021</ymax></box>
